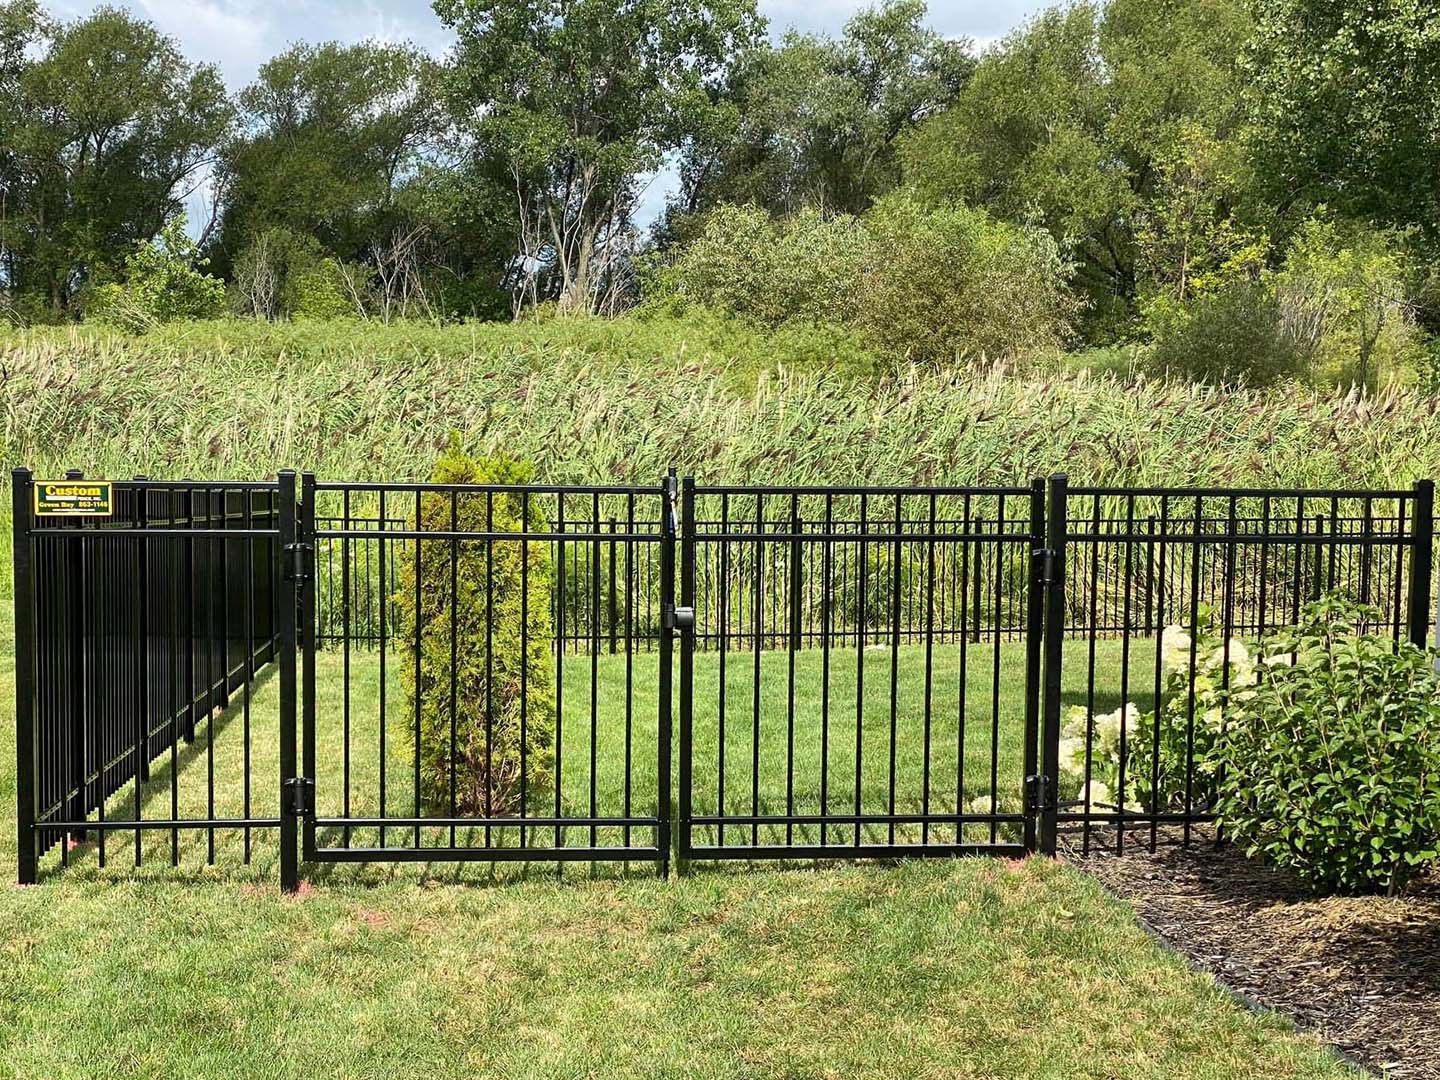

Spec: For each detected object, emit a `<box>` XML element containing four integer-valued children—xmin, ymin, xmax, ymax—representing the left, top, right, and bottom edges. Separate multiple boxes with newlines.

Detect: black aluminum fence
<box><xmin>1051</xmin><ymin>481</ymin><xmax>1433</xmax><ymax>857</ymax></box>
<box><xmin>13</xmin><ymin>469</ymin><xmax>1436</xmax><ymax>892</ymax></box>
<box><xmin>12</xmin><ymin>471</ymin><xmax>288</xmax><ymax>884</ymax></box>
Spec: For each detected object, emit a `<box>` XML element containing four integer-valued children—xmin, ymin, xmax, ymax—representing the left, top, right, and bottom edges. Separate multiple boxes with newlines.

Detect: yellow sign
<box><xmin>35</xmin><ymin>481</ymin><xmax>113</xmax><ymax>517</ymax></box>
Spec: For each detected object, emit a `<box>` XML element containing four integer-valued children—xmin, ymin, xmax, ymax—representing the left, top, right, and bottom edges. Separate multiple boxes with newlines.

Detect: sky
<box><xmin>44</xmin><ymin>0</ymin><xmax>1048</xmax><ymax>226</ymax></box>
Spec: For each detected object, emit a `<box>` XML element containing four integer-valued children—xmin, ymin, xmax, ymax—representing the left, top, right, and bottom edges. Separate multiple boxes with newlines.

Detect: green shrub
<box><xmin>643</xmin><ymin>204</ymin><xmax>866</xmax><ymax>327</ymax></box>
<box><xmin>647</xmin><ymin>197</ymin><xmax>1079</xmax><ymax>365</ymax></box>
<box><xmin>1146</xmin><ymin>280</ymin><xmax>1305</xmax><ymax>386</ymax></box>
<box><xmin>1217</xmin><ymin>597</ymin><xmax>1440</xmax><ymax>895</ymax></box>
<box><xmin>390</xmin><ymin>437</ymin><xmax>555</xmax><ymax>816</ymax></box>
<box><xmin>84</xmin><ymin>214</ymin><xmax>226</xmax><ymax>331</ymax></box>
<box><xmin>856</xmin><ymin>193</ymin><xmax>1079</xmax><ymax>364</ymax></box>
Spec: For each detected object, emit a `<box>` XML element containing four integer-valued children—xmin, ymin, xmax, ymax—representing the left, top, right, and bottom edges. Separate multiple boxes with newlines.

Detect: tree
<box><xmin>900</xmin><ymin>0</ymin><xmax>1253</xmax><ymax>337</ymax></box>
<box><xmin>436</xmin><ymin>0</ymin><xmax>765</xmax><ymax>314</ymax></box>
<box><xmin>0</xmin><ymin>4</ymin><xmax>232</xmax><ymax>317</ymax></box>
<box><xmin>671</xmin><ymin>0</ymin><xmax>973</xmax><ymax>224</ymax></box>
<box><xmin>213</xmin><ymin>41</ymin><xmax>453</xmax><ymax>283</ymax></box>
<box><xmin>1245</xmin><ymin>0</ymin><xmax>1440</xmax><ymax>244</ymax></box>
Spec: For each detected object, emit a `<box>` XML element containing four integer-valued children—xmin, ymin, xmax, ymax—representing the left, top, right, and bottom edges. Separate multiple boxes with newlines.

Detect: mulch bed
<box><xmin>1069</xmin><ymin>829</ymin><xmax>1440</xmax><ymax>1079</ymax></box>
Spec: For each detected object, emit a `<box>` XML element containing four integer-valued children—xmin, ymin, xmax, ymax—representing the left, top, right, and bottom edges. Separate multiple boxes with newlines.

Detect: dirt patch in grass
<box><xmin>1072</xmin><ymin>830</ymin><xmax>1439</xmax><ymax>1079</ymax></box>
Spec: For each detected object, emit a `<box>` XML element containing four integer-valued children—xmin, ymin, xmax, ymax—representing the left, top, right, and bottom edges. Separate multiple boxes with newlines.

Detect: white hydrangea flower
<box><xmin>1078</xmin><ymin>780</ymin><xmax>1113</xmax><ymax>808</ymax></box>
<box><xmin>1160</xmin><ymin>625</ymin><xmax>1192</xmax><ymax>672</ymax></box>
<box><xmin>1057</xmin><ymin>736</ymin><xmax>1087</xmax><ymax>776</ymax></box>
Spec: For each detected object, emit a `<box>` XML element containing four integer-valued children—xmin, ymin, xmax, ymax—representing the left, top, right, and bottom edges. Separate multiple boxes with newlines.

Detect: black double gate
<box><xmin>14</xmin><ymin>469</ymin><xmax>1434</xmax><ymax>892</ymax></box>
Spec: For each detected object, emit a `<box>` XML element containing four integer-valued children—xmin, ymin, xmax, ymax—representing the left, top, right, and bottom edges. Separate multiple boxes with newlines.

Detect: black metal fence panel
<box><xmin>677</xmin><ymin>482</ymin><xmax>1045</xmax><ymax>862</ymax></box>
<box><xmin>1051</xmin><ymin>482</ymin><xmax>1434</xmax><ymax>857</ymax></box>
<box><xmin>13</xmin><ymin>473</ymin><xmax>283</xmax><ymax>882</ymax></box>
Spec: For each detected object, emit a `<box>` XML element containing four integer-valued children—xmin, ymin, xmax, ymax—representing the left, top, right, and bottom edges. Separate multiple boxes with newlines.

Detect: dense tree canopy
<box><xmin>899</xmin><ymin>0</ymin><xmax>1254</xmax><ymax>335</ymax></box>
<box><xmin>436</xmin><ymin>0</ymin><xmax>764</xmax><ymax>313</ymax></box>
<box><xmin>3</xmin><ymin>0</ymin><xmax>1440</xmax><ymax>388</ymax></box>
<box><xmin>0</xmin><ymin>1</ymin><xmax>230</xmax><ymax>316</ymax></box>
<box><xmin>670</xmin><ymin>0</ymin><xmax>972</xmax><ymax>225</ymax></box>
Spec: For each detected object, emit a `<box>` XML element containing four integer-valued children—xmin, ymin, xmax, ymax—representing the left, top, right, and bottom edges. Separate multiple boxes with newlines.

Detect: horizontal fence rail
<box><xmin>13</xmin><ymin>468</ymin><xmax>1436</xmax><ymax>890</ymax></box>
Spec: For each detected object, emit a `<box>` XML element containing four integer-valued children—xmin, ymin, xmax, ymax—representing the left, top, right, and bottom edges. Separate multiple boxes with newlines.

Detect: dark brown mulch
<box><xmin>1069</xmin><ymin>829</ymin><xmax>1440</xmax><ymax>1080</ymax></box>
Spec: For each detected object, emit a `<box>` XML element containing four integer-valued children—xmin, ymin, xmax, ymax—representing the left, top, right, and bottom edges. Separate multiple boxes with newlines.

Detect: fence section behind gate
<box><xmin>12</xmin><ymin>469</ymin><xmax>287</xmax><ymax>884</ymax></box>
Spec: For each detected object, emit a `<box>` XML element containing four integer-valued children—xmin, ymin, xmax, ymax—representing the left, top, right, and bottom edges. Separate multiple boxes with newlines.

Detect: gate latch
<box><xmin>1032</xmin><ymin>547</ymin><xmax>1059</xmax><ymax>587</ymax></box>
<box><xmin>1024</xmin><ymin>774</ymin><xmax>1051</xmax><ymax>814</ymax></box>
<box><xmin>283</xmin><ymin>776</ymin><xmax>315</xmax><ymax>818</ymax></box>
<box><xmin>283</xmin><ymin>542</ymin><xmax>312</xmax><ymax>583</ymax></box>
<box><xmin>663</xmin><ymin>604</ymin><xmax>696</xmax><ymax>631</ymax></box>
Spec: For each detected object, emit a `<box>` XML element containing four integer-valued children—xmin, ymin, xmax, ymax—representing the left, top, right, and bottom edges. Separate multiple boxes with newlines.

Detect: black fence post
<box><xmin>677</xmin><ymin>476</ymin><xmax>696</xmax><ymax>875</ymax></box>
<box><xmin>300</xmin><ymin>473</ymin><xmax>317</xmax><ymax>865</ymax></box>
<box><xmin>1407</xmin><ymin>479</ymin><xmax>1434</xmax><ymax>649</ymax></box>
<box><xmin>1039</xmin><ymin>473</ymin><xmax>1068</xmax><ymax>858</ymax></box>
<box><xmin>13</xmin><ymin>468</ymin><xmax>38</xmax><ymax>884</ymax></box>
<box><xmin>277</xmin><ymin>470</ymin><xmax>299</xmax><ymax>894</ymax></box>
<box><xmin>1022</xmin><ymin>478</ymin><xmax>1046</xmax><ymax>855</ymax></box>
<box><xmin>657</xmin><ymin>469</ymin><xmax>677</xmax><ymax>878</ymax></box>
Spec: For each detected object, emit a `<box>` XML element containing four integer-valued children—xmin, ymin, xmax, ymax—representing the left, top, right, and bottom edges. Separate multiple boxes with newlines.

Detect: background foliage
<box><xmin>3</xmin><ymin>0</ymin><xmax>1439</xmax><ymax>389</ymax></box>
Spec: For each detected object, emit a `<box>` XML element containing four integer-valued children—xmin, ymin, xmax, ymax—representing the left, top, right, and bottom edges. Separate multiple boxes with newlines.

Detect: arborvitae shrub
<box><xmin>391</xmin><ymin>437</ymin><xmax>555</xmax><ymax>816</ymax></box>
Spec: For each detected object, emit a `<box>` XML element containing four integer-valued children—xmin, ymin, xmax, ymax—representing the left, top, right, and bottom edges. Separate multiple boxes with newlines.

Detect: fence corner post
<box><xmin>1408</xmin><ymin>478</ymin><xmax>1434</xmax><ymax>650</ymax></box>
<box><xmin>13</xmin><ymin>468</ymin><xmax>38</xmax><ymax>885</ymax></box>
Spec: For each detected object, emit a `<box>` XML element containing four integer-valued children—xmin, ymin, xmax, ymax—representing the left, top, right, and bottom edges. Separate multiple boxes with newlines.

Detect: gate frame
<box><xmin>284</xmin><ymin>472</ymin><xmax>678</xmax><ymax>887</ymax></box>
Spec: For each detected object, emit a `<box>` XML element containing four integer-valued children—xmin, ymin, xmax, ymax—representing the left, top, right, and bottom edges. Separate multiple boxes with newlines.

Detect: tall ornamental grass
<box><xmin>4</xmin><ymin>320</ymin><xmax>1436</xmax><ymax>493</ymax></box>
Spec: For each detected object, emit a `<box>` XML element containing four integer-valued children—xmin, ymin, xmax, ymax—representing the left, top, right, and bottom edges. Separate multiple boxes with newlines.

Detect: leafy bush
<box><xmin>230</xmin><ymin>227</ymin><xmax>360</xmax><ymax>321</ymax></box>
<box><xmin>1271</xmin><ymin>219</ymin><xmax>1425</xmax><ymax>390</ymax></box>
<box><xmin>390</xmin><ymin>437</ymin><xmax>555</xmax><ymax>816</ymax></box>
<box><xmin>648</xmin><ymin>197</ymin><xmax>1079</xmax><ymax>365</ymax></box>
<box><xmin>643</xmin><ymin>204</ymin><xmax>866</xmax><ymax>327</ymax></box>
<box><xmin>1216</xmin><ymin>597</ymin><xmax>1440</xmax><ymax>895</ymax></box>
<box><xmin>856</xmin><ymin>193</ymin><xmax>1078</xmax><ymax>363</ymax></box>
<box><xmin>1146</xmin><ymin>279</ymin><xmax>1305</xmax><ymax>386</ymax></box>
<box><xmin>85</xmin><ymin>214</ymin><xmax>226</xmax><ymax>331</ymax></box>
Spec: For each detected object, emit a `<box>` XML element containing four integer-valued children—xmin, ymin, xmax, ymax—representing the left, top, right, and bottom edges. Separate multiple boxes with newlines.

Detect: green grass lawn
<box><xmin>0</xmin><ymin>632</ymin><xmax>1362</xmax><ymax>1078</ymax></box>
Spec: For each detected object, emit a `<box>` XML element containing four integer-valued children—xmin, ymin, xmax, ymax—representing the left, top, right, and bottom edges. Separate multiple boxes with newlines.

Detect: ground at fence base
<box><xmin>1072</xmin><ymin>828</ymin><xmax>1439</xmax><ymax>1080</ymax></box>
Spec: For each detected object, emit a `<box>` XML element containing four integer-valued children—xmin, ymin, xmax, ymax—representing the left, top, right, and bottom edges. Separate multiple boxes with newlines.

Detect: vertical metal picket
<box><xmin>13</xmin><ymin>469</ymin><xmax>38</xmax><ymax>885</ymax></box>
<box><xmin>277</xmin><ymin>470</ymin><xmax>300</xmax><ymax>894</ymax></box>
<box><xmin>1038</xmin><ymin>473</ymin><xmax>1068</xmax><ymax>857</ymax></box>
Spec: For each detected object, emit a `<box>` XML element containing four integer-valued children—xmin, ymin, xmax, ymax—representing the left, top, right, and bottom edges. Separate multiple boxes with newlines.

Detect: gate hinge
<box><xmin>1024</xmin><ymin>774</ymin><xmax>1052</xmax><ymax>814</ymax></box>
<box><xmin>283</xmin><ymin>542</ymin><xmax>313</xmax><ymax>583</ymax></box>
<box><xmin>663</xmin><ymin>604</ymin><xmax>696</xmax><ymax>631</ymax></box>
<box><xmin>283</xmin><ymin>776</ymin><xmax>315</xmax><ymax>817</ymax></box>
<box><xmin>1032</xmin><ymin>547</ymin><xmax>1060</xmax><ymax>587</ymax></box>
